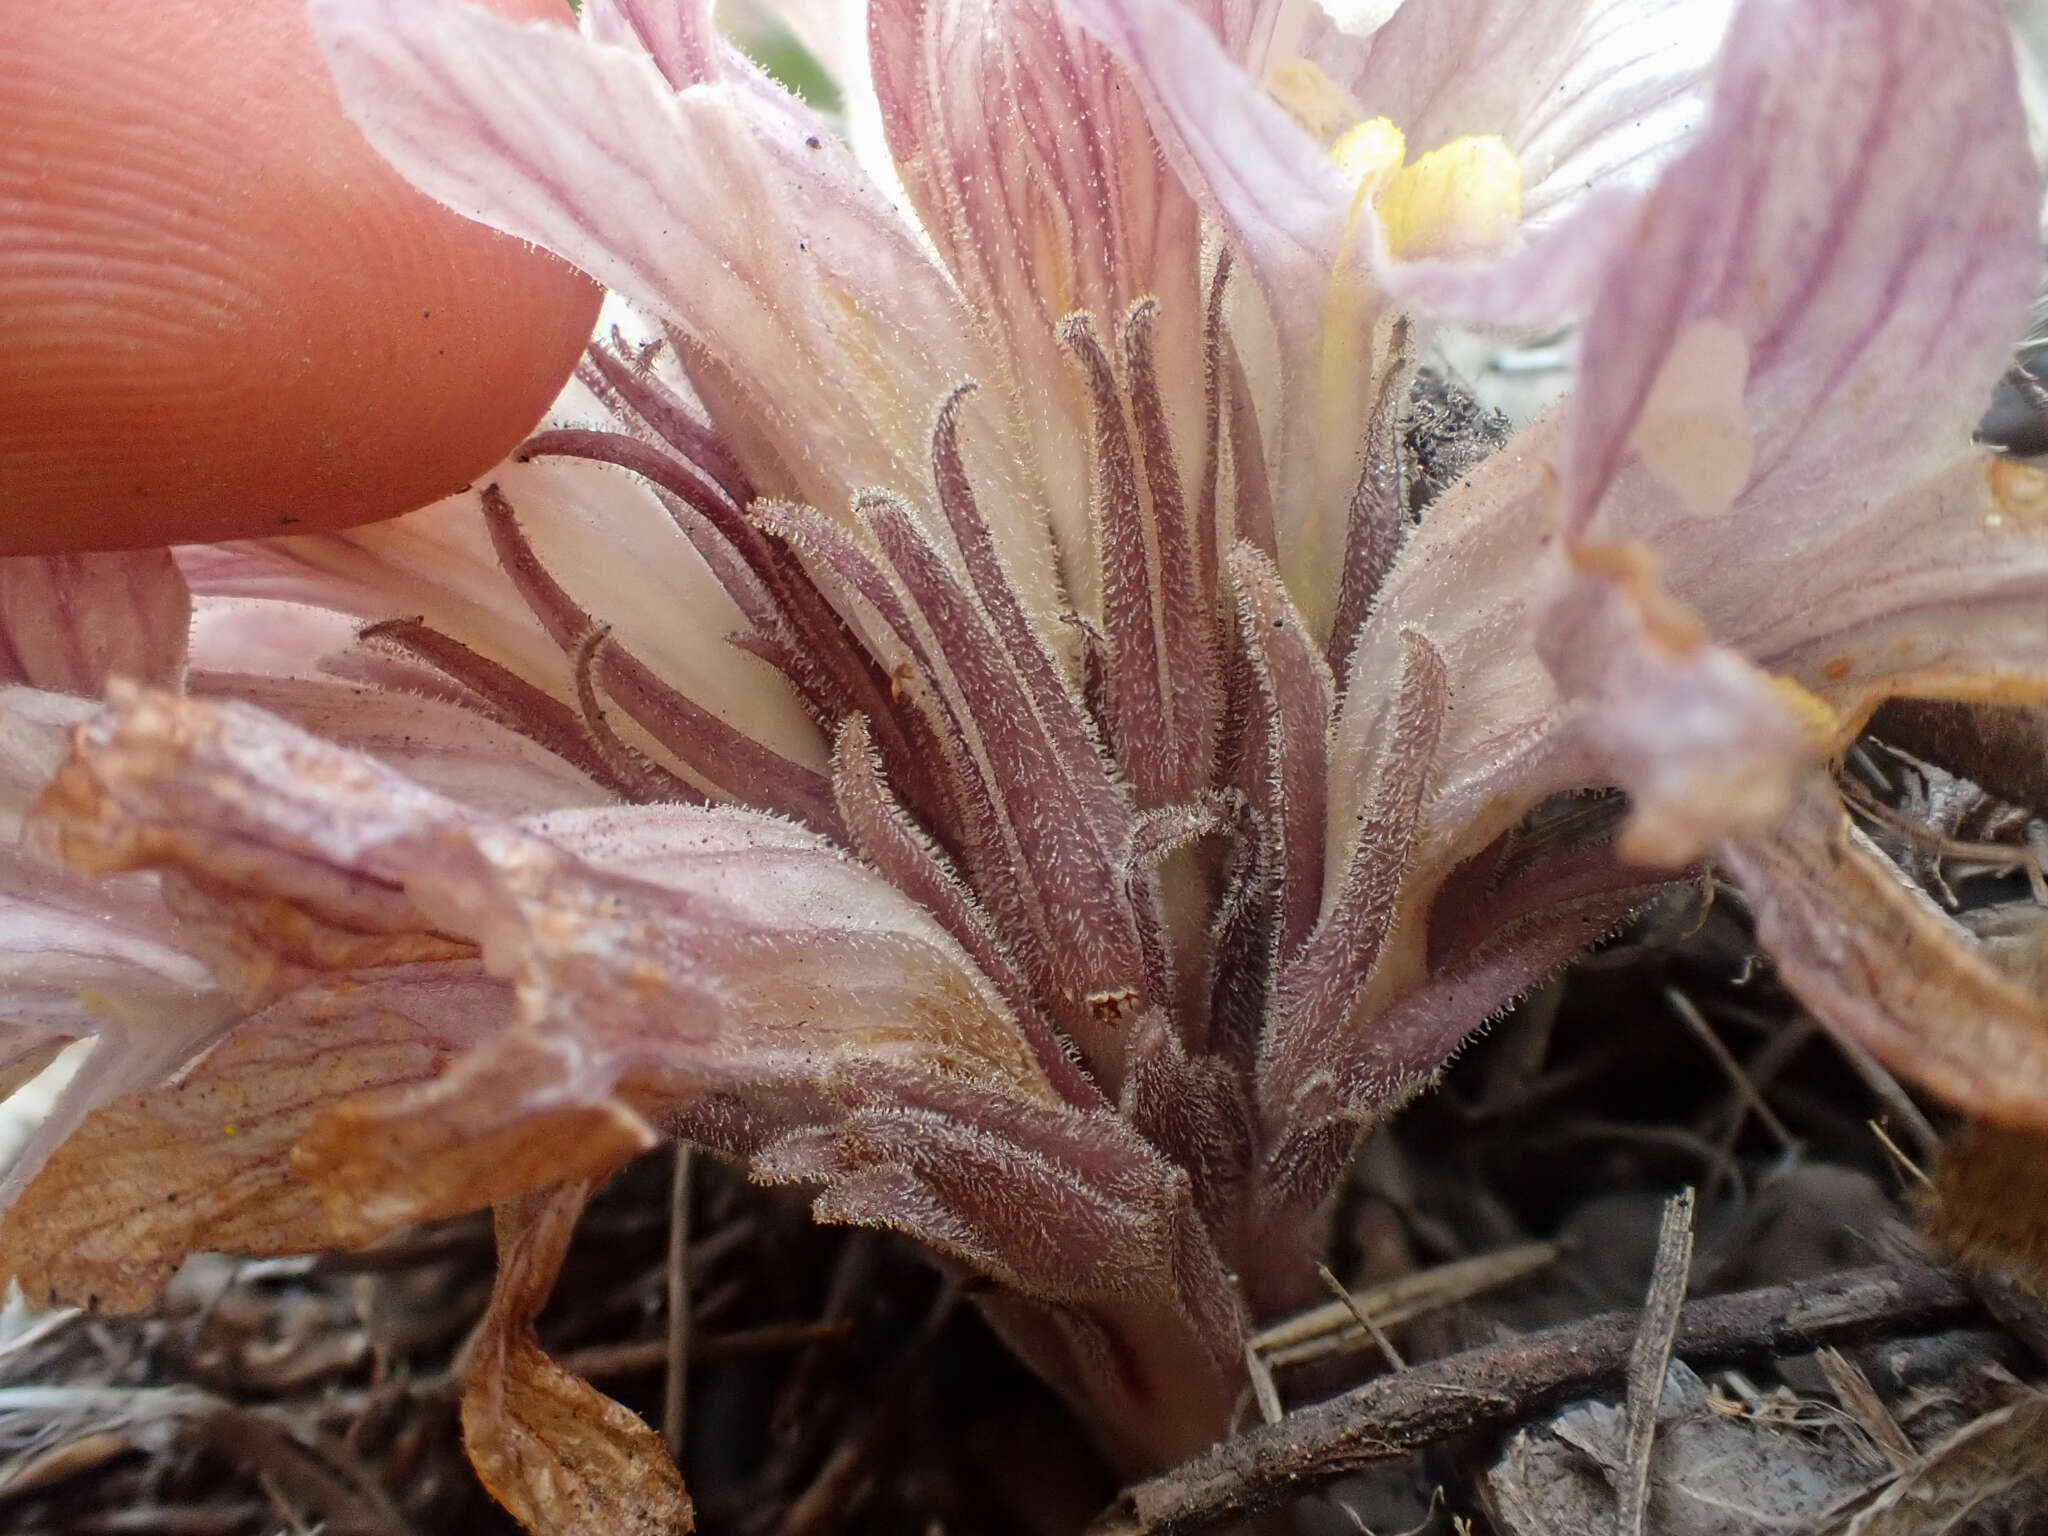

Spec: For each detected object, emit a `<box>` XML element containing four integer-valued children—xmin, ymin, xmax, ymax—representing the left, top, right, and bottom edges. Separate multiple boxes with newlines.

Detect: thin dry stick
<box><xmin>1093</xmin><ymin>1261</ymin><xmax>1976</xmax><ymax>1535</ymax></box>
<box><xmin>1254</xmin><ymin>1243</ymin><xmax>1557</xmax><ymax>1365</ymax></box>
<box><xmin>1867</xmin><ymin>1119</ymin><xmax>1935</xmax><ymax>1192</ymax></box>
<box><xmin>1619</xmin><ymin>1188</ymin><xmax>1695</xmax><ymax>1536</ymax></box>
<box><xmin>1313</xmin><ymin>1264</ymin><xmax>1406</xmax><ymax>1370</ymax></box>
<box><xmin>663</xmin><ymin>1142</ymin><xmax>692</xmax><ymax>1462</ymax></box>
<box><xmin>1665</xmin><ymin>989</ymin><xmax>1797</xmax><ymax>1152</ymax></box>
<box><xmin>555</xmin><ymin>1319</ymin><xmax>855</xmax><ymax>1381</ymax></box>
<box><xmin>1243</xmin><ymin>1342</ymin><xmax>1283</xmax><ymax>1426</ymax></box>
<box><xmin>1832</xmin><ymin>1035</ymin><xmax>1941</xmax><ymax>1166</ymax></box>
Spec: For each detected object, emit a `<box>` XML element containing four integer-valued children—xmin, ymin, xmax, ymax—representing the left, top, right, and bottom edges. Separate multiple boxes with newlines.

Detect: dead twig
<box><xmin>1665</xmin><ymin>989</ymin><xmax>1798</xmax><ymax>1152</ymax></box>
<box><xmin>663</xmin><ymin>1142</ymin><xmax>692</xmax><ymax>1463</ymax></box>
<box><xmin>1093</xmin><ymin>1261</ymin><xmax>1977</xmax><ymax>1535</ymax></box>
<box><xmin>1253</xmin><ymin>1243</ymin><xmax>1557</xmax><ymax>1368</ymax></box>
<box><xmin>1618</xmin><ymin>1189</ymin><xmax>1694</xmax><ymax>1536</ymax></box>
<box><xmin>1243</xmin><ymin>1342</ymin><xmax>1283</xmax><ymax>1427</ymax></box>
<box><xmin>1831</xmin><ymin>1036</ymin><xmax>1941</xmax><ymax>1168</ymax></box>
<box><xmin>1314</xmin><ymin>1264</ymin><xmax>1406</xmax><ymax>1370</ymax></box>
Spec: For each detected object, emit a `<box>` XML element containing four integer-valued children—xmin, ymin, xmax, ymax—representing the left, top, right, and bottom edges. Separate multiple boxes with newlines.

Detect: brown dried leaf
<box><xmin>463</xmin><ymin>1182</ymin><xmax>695</xmax><ymax>1536</ymax></box>
<box><xmin>1721</xmin><ymin>778</ymin><xmax>2048</xmax><ymax>1128</ymax></box>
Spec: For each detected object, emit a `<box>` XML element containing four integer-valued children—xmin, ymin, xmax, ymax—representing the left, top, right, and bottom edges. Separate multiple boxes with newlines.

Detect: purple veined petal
<box><xmin>1058</xmin><ymin>0</ymin><xmax>1350</xmax><ymax>335</ymax></box>
<box><xmin>1054</xmin><ymin>0</ymin><xmax>1367</xmax><ymax>630</ymax></box>
<box><xmin>311</xmin><ymin>0</ymin><xmax>1060</xmax><ymax>613</ymax></box>
<box><xmin>581</xmin><ymin>0</ymin><xmax>718</xmax><ymax>88</ymax></box>
<box><xmin>1304</xmin><ymin>0</ymin><xmax>1735</xmax><ymax>220</ymax></box>
<box><xmin>184</xmin><ymin>457</ymin><xmax>826</xmax><ymax>776</ymax></box>
<box><xmin>0</xmin><ymin>549</ymin><xmax>190</xmax><ymax>696</ymax></box>
<box><xmin>1723</xmin><ymin>456</ymin><xmax>2048</xmax><ymax>721</ymax></box>
<box><xmin>1567</xmin><ymin>0</ymin><xmax>2041</xmax><ymax>535</ymax></box>
<box><xmin>871</xmin><ymin>0</ymin><xmax>1205</xmax><ymax>605</ymax></box>
<box><xmin>1535</xmin><ymin>540</ymin><xmax>1818</xmax><ymax>866</ymax></box>
<box><xmin>1531</xmin><ymin>0</ymin><xmax>2045</xmax><ymax>836</ymax></box>
<box><xmin>189</xmin><ymin>672</ymin><xmax>613</xmax><ymax>816</ymax></box>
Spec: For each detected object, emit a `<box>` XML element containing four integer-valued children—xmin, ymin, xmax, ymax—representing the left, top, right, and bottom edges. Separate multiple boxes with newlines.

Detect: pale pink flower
<box><xmin>2</xmin><ymin>0</ymin><xmax>2044</xmax><ymax>1519</ymax></box>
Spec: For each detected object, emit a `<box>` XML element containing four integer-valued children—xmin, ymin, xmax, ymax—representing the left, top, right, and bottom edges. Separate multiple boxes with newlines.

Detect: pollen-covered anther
<box><xmin>1356</xmin><ymin>133</ymin><xmax>1524</xmax><ymax>262</ymax></box>
<box><xmin>1330</xmin><ymin>117</ymin><xmax>1405</xmax><ymax>198</ymax></box>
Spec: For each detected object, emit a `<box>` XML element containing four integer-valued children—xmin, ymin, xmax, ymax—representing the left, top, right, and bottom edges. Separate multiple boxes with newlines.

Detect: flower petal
<box><xmin>183</xmin><ymin>456</ymin><xmax>827</xmax><ymax>776</ymax></box>
<box><xmin>1702</xmin><ymin>455</ymin><xmax>2048</xmax><ymax>722</ymax></box>
<box><xmin>1536</xmin><ymin>0</ymin><xmax>2043</xmax><ymax>858</ymax></box>
<box><xmin>871</xmin><ymin>0</ymin><xmax>1204</xmax><ymax>600</ymax></box>
<box><xmin>1720</xmin><ymin>779</ymin><xmax>2048</xmax><ymax>1130</ymax></box>
<box><xmin>189</xmin><ymin>672</ymin><xmax>612</xmax><ymax>816</ymax></box>
<box><xmin>1568</xmin><ymin>0</ymin><xmax>2040</xmax><ymax>531</ymax></box>
<box><xmin>463</xmin><ymin>1182</ymin><xmax>696</xmax><ymax>1536</ymax></box>
<box><xmin>311</xmin><ymin>0</ymin><xmax>1057</xmax><ymax>611</ymax></box>
<box><xmin>1307</xmin><ymin>0</ymin><xmax>1732</xmax><ymax>218</ymax></box>
<box><xmin>1060</xmin><ymin>0</ymin><xmax>1346</xmax><ymax>334</ymax></box>
<box><xmin>0</xmin><ymin>550</ymin><xmax>190</xmax><ymax>695</ymax></box>
<box><xmin>581</xmin><ymin>0</ymin><xmax>716</xmax><ymax>87</ymax></box>
<box><xmin>28</xmin><ymin>690</ymin><xmax>1052</xmax><ymax>1242</ymax></box>
<box><xmin>1534</xmin><ymin>540</ymin><xmax>1816</xmax><ymax>865</ymax></box>
<box><xmin>0</xmin><ymin>966</ymin><xmax>508</xmax><ymax>1310</ymax></box>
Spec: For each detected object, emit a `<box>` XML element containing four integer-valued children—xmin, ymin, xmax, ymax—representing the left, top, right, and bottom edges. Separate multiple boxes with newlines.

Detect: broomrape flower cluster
<box><xmin>3</xmin><ymin>0</ymin><xmax>2046</xmax><ymax>1524</ymax></box>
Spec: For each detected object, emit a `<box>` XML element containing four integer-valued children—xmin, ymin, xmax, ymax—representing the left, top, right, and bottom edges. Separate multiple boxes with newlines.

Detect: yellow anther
<box><xmin>1331</xmin><ymin>116</ymin><xmax>1406</xmax><ymax>197</ymax></box>
<box><xmin>1375</xmin><ymin>134</ymin><xmax>1522</xmax><ymax>260</ymax></box>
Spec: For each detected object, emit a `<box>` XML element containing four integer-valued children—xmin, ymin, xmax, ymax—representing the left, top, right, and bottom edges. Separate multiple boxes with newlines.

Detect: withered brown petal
<box><xmin>294</xmin><ymin>1029</ymin><xmax>657</xmax><ymax>1246</ymax></box>
<box><xmin>0</xmin><ymin>968</ymin><xmax>506</xmax><ymax>1310</ymax></box>
<box><xmin>463</xmin><ymin>1182</ymin><xmax>696</xmax><ymax>1536</ymax></box>
<box><xmin>1722</xmin><ymin>779</ymin><xmax>2048</xmax><ymax>1130</ymax></box>
<box><xmin>24</xmin><ymin>690</ymin><xmax>1050</xmax><ymax>1251</ymax></box>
